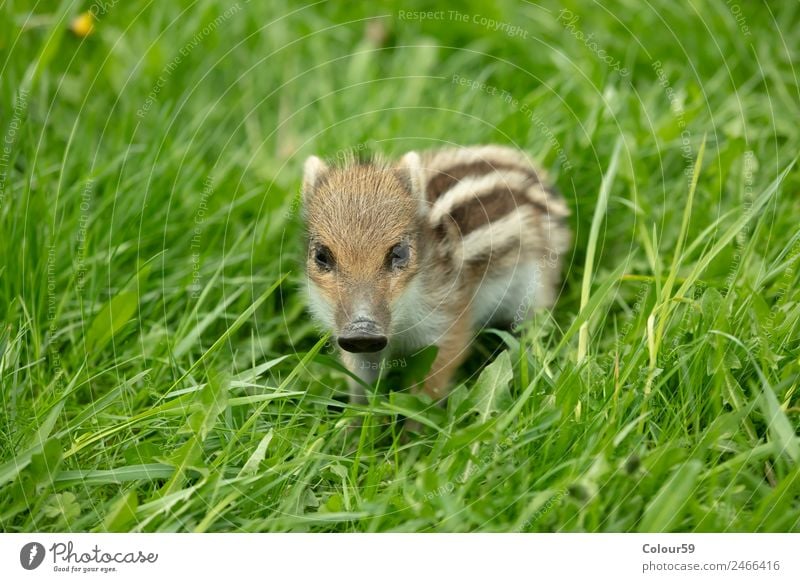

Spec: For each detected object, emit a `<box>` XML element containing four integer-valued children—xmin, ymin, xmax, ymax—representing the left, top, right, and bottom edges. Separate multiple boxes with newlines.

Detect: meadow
<box><xmin>0</xmin><ymin>0</ymin><xmax>798</xmax><ymax>532</ymax></box>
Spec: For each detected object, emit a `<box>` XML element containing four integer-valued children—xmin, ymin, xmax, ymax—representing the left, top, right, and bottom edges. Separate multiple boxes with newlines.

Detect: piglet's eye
<box><xmin>388</xmin><ymin>242</ymin><xmax>410</xmax><ymax>270</ymax></box>
<box><xmin>314</xmin><ymin>245</ymin><xmax>335</xmax><ymax>270</ymax></box>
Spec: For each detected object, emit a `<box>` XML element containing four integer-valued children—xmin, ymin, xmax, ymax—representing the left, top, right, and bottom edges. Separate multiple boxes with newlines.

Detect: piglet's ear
<box><xmin>397</xmin><ymin>151</ymin><xmax>427</xmax><ymax>215</ymax></box>
<box><xmin>302</xmin><ymin>155</ymin><xmax>329</xmax><ymax>199</ymax></box>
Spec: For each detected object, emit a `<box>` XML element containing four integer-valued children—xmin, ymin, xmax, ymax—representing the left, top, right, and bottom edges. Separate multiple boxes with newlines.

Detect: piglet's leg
<box><xmin>415</xmin><ymin>306</ymin><xmax>472</xmax><ymax>403</ymax></box>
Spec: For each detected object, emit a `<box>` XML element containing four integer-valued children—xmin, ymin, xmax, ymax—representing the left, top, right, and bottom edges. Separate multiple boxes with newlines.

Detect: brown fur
<box><xmin>426</xmin><ymin>160</ymin><xmax>541</xmax><ymax>200</ymax></box>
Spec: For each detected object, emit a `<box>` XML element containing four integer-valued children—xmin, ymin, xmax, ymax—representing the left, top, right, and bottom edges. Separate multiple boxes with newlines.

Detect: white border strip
<box><xmin>1</xmin><ymin>533</ymin><xmax>797</xmax><ymax>581</ymax></box>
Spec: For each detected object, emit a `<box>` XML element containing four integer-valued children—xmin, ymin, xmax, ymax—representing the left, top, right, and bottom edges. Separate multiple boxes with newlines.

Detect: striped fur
<box><xmin>302</xmin><ymin>145</ymin><xmax>571</xmax><ymax>405</ymax></box>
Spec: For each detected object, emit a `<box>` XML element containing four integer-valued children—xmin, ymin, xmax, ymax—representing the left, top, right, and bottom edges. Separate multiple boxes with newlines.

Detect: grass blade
<box><xmin>639</xmin><ymin>460</ymin><xmax>702</xmax><ymax>532</ymax></box>
<box><xmin>578</xmin><ymin>138</ymin><xmax>623</xmax><ymax>364</ymax></box>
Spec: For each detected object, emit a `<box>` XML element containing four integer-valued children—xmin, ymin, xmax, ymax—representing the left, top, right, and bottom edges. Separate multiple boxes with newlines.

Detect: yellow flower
<box><xmin>70</xmin><ymin>11</ymin><xmax>95</xmax><ymax>38</ymax></box>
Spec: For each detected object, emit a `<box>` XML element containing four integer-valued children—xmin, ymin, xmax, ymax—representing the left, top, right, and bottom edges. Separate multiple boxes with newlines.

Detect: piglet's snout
<box><xmin>337</xmin><ymin>319</ymin><xmax>387</xmax><ymax>353</ymax></box>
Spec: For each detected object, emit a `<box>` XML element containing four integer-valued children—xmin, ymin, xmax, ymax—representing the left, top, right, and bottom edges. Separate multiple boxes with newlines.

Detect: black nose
<box><xmin>338</xmin><ymin>319</ymin><xmax>387</xmax><ymax>353</ymax></box>
<box><xmin>338</xmin><ymin>334</ymin><xmax>388</xmax><ymax>353</ymax></box>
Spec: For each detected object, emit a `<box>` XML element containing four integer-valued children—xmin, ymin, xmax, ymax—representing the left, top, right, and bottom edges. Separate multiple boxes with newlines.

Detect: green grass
<box><xmin>1</xmin><ymin>0</ymin><xmax>799</xmax><ymax>532</ymax></box>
